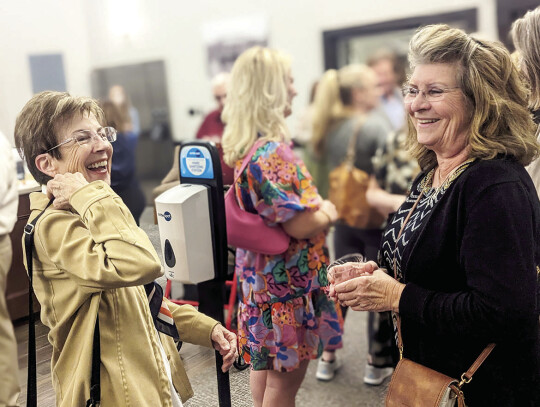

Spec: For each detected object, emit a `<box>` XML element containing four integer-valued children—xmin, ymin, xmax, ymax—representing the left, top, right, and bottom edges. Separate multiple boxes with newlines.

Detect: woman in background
<box><xmin>511</xmin><ymin>6</ymin><xmax>540</xmax><ymax>197</ymax></box>
<box><xmin>222</xmin><ymin>46</ymin><xmax>342</xmax><ymax>407</ymax></box>
<box><xmin>108</xmin><ymin>85</ymin><xmax>141</xmax><ymax>135</ymax></box>
<box><xmin>100</xmin><ymin>99</ymin><xmax>146</xmax><ymax>224</ymax></box>
<box><xmin>310</xmin><ymin>64</ymin><xmax>395</xmax><ymax>384</ymax></box>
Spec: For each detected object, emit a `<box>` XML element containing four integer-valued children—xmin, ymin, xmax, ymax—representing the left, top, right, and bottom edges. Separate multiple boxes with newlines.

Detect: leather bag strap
<box><xmin>392</xmin><ymin>191</ymin><xmax>423</xmax><ymax>356</ymax></box>
<box><xmin>24</xmin><ymin>199</ymin><xmax>53</xmax><ymax>407</ymax></box>
<box><xmin>231</xmin><ymin>139</ymin><xmax>267</xmax><ymax>185</ymax></box>
<box><xmin>225</xmin><ymin>138</ymin><xmax>267</xmax><ymax>207</ymax></box>
<box><xmin>343</xmin><ymin>116</ymin><xmax>367</xmax><ymax>167</ymax></box>
<box><xmin>24</xmin><ymin>199</ymin><xmax>101</xmax><ymax>407</ymax></box>
<box><xmin>391</xmin><ymin>189</ymin><xmax>495</xmax><ymax>388</ymax></box>
<box><xmin>86</xmin><ymin>317</ymin><xmax>101</xmax><ymax>407</ymax></box>
<box><xmin>459</xmin><ymin>343</ymin><xmax>496</xmax><ymax>386</ymax></box>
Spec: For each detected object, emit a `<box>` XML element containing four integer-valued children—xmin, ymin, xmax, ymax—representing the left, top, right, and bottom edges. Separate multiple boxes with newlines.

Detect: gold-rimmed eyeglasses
<box><xmin>402</xmin><ymin>86</ymin><xmax>460</xmax><ymax>103</ymax></box>
<box><xmin>45</xmin><ymin>127</ymin><xmax>117</xmax><ymax>153</ymax></box>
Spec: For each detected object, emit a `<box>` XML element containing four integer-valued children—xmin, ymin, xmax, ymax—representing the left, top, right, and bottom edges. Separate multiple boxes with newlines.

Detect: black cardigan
<box><xmin>382</xmin><ymin>158</ymin><xmax>540</xmax><ymax>406</ymax></box>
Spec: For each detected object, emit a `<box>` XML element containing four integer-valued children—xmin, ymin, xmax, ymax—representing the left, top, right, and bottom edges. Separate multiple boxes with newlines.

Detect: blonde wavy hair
<box><xmin>511</xmin><ymin>7</ymin><xmax>540</xmax><ymax>110</ymax></box>
<box><xmin>311</xmin><ymin>64</ymin><xmax>374</xmax><ymax>157</ymax></box>
<box><xmin>221</xmin><ymin>47</ymin><xmax>291</xmax><ymax>166</ymax></box>
<box><xmin>406</xmin><ymin>24</ymin><xmax>539</xmax><ymax>169</ymax></box>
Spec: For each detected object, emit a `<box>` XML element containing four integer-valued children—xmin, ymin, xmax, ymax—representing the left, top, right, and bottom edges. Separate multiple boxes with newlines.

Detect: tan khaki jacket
<box><xmin>24</xmin><ymin>181</ymin><xmax>218</xmax><ymax>406</ymax></box>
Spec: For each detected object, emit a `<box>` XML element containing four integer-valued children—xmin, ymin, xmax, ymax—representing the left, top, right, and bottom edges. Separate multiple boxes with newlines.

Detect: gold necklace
<box><xmin>437</xmin><ymin>159</ymin><xmax>475</xmax><ymax>189</ymax></box>
<box><xmin>420</xmin><ymin>159</ymin><xmax>475</xmax><ymax>195</ymax></box>
<box><xmin>435</xmin><ymin>166</ymin><xmax>443</xmax><ymax>187</ymax></box>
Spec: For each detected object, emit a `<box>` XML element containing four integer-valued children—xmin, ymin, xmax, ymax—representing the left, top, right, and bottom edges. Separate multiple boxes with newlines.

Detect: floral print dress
<box><xmin>233</xmin><ymin>140</ymin><xmax>343</xmax><ymax>372</ymax></box>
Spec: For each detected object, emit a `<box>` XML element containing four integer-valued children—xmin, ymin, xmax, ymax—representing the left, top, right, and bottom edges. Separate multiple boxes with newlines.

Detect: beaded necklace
<box><xmin>418</xmin><ymin>158</ymin><xmax>476</xmax><ymax>198</ymax></box>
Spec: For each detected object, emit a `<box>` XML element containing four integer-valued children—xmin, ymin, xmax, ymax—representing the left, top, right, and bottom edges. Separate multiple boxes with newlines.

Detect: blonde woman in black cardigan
<box><xmin>328</xmin><ymin>25</ymin><xmax>540</xmax><ymax>406</ymax></box>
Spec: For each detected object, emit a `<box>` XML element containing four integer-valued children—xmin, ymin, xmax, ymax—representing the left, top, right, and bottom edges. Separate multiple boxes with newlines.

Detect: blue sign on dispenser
<box><xmin>180</xmin><ymin>146</ymin><xmax>215</xmax><ymax>179</ymax></box>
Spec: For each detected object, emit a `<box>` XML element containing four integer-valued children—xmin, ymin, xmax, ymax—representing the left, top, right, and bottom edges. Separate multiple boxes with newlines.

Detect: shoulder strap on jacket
<box><xmin>24</xmin><ymin>198</ymin><xmax>53</xmax><ymax>407</ymax></box>
<box><xmin>25</xmin><ymin>199</ymin><xmax>102</xmax><ymax>407</ymax></box>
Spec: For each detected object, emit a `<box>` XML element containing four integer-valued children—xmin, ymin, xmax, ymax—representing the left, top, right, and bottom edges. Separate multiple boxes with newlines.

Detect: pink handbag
<box><xmin>225</xmin><ymin>140</ymin><xmax>290</xmax><ymax>255</ymax></box>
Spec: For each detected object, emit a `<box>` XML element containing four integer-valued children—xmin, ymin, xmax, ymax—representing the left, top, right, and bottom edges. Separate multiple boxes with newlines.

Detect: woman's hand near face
<box><xmin>334</xmin><ymin>268</ymin><xmax>405</xmax><ymax>313</ymax></box>
<box><xmin>47</xmin><ymin>172</ymin><xmax>89</xmax><ymax>210</ymax></box>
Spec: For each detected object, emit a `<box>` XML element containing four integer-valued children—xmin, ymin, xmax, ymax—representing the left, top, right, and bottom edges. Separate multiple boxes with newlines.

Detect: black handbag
<box><xmin>24</xmin><ymin>200</ymin><xmax>101</xmax><ymax>407</ymax></box>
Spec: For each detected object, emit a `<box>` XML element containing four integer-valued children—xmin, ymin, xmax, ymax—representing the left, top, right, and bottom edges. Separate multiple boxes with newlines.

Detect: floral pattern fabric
<box><xmin>233</xmin><ymin>141</ymin><xmax>343</xmax><ymax>371</ymax></box>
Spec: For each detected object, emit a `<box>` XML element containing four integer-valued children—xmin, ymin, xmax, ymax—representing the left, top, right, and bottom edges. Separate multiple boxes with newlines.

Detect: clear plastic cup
<box><xmin>328</xmin><ymin>253</ymin><xmax>365</xmax><ymax>285</ymax></box>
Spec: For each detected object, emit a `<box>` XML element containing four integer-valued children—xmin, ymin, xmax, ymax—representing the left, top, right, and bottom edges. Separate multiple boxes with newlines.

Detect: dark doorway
<box><xmin>497</xmin><ymin>0</ymin><xmax>539</xmax><ymax>50</ymax></box>
<box><xmin>91</xmin><ymin>60</ymin><xmax>173</xmax><ymax>180</ymax></box>
<box><xmin>323</xmin><ymin>9</ymin><xmax>478</xmax><ymax>71</ymax></box>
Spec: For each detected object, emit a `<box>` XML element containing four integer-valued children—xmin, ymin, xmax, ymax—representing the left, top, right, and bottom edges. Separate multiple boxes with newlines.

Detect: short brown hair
<box><xmin>14</xmin><ymin>91</ymin><xmax>105</xmax><ymax>185</ymax></box>
<box><xmin>406</xmin><ymin>24</ymin><xmax>538</xmax><ymax>169</ymax></box>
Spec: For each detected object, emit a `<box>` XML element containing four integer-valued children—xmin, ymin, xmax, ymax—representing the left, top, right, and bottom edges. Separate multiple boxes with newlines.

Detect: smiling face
<box><xmin>50</xmin><ymin>112</ymin><xmax>113</xmax><ymax>185</ymax></box>
<box><xmin>407</xmin><ymin>63</ymin><xmax>471</xmax><ymax>158</ymax></box>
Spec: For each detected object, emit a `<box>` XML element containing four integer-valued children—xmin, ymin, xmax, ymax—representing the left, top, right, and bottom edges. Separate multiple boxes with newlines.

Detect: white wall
<box><xmin>0</xmin><ymin>0</ymin><xmax>92</xmax><ymax>144</ymax></box>
<box><xmin>0</xmin><ymin>0</ymin><xmax>497</xmax><ymax>144</ymax></box>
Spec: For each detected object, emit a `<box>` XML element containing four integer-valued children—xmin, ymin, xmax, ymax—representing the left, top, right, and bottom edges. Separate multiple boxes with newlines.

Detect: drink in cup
<box><xmin>327</xmin><ymin>253</ymin><xmax>365</xmax><ymax>285</ymax></box>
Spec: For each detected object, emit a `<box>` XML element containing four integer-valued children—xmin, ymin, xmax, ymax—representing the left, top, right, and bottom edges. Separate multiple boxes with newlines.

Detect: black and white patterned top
<box><xmin>372</xmin><ymin>130</ymin><xmax>419</xmax><ymax>195</ymax></box>
<box><xmin>379</xmin><ymin>159</ymin><xmax>475</xmax><ymax>282</ymax></box>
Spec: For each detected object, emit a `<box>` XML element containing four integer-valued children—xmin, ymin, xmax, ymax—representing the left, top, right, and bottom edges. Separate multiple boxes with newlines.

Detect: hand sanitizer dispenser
<box><xmin>155</xmin><ymin>184</ymin><xmax>215</xmax><ymax>284</ymax></box>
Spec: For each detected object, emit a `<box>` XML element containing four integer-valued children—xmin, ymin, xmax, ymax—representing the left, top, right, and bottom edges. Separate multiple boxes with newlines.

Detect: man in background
<box><xmin>367</xmin><ymin>50</ymin><xmax>406</xmax><ymax>131</ymax></box>
<box><xmin>195</xmin><ymin>72</ymin><xmax>233</xmax><ymax>185</ymax></box>
<box><xmin>153</xmin><ymin>72</ymin><xmax>232</xmax><ymax>301</ymax></box>
<box><xmin>153</xmin><ymin>72</ymin><xmax>233</xmax><ymax>199</ymax></box>
<box><xmin>196</xmin><ymin>72</ymin><xmax>230</xmax><ymax>142</ymax></box>
<box><xmin>0</xmin><ymin>131</ymin><xmax>20</xmax><ymax>407</ymax></box>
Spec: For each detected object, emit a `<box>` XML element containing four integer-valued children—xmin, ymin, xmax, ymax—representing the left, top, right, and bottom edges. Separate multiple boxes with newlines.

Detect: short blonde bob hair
<box><xmin>311</xmin><ymin>64</ymin><xmax>374</xmax><ymax>157</ymax></box>
<box><xmin>406</xmin><ymin>24</ymin><xmax>538</xmax><ymax>170</ymax></box>
<box><xmin>511</xmin><ymin>7</ymin><xmax>540</xmax><ymax>110</ymax></box>
<box><xmin>221</xmin><ymin>47</ymin><xmax>291</xmax><ymax>166</ymax></box>
<box><xmin>15</xmin><ymin>91</ymin><xmax>105</xmax><ymax>185</ymax></box>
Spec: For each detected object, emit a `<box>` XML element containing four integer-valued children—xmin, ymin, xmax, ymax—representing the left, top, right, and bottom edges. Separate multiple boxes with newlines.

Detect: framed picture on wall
<box><xmin>202</xmin><ymin>14</ymin><xmax>269</xmax><ymax>78</ymax></box>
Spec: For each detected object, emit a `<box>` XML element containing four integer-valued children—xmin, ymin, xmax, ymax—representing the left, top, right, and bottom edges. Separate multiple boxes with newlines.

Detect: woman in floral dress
<box><xmin>222</xmin><ymin>47</ymin><xmax>343</xmax><ymax>407</ymax></box>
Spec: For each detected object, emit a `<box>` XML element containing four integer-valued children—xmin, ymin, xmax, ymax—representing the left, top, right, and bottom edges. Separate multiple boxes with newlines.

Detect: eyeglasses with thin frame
<box><xmin>402</xmin><ymin>86</ymin><xmax>460</xmax><ymax>103</ymax></box>
<box><xmin>45</xmin><ymin>127</ymin><xmax>117</xmax><ymax>154</ymax></box>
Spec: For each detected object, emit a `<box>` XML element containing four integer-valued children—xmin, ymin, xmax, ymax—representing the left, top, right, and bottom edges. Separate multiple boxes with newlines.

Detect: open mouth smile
<box><xmin>417</xmin><ymin>119</ymin><xmax>440</xmax><ymax>124</ymax></box>
<box><xmin>86</xmin><ymin>160</ymin><xmax>108</xmax><ymax>173</ymax></box>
